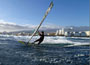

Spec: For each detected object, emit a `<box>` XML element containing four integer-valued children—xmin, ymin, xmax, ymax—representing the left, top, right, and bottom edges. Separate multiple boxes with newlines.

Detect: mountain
<box><xmin>0</xmin><ymin>20</ymin><xmax>89</xmax><ymax>33</ymax></box>
<box><xmin>64</xmin><ymin>26</ymin><xmax>89</xmax><ymax>32</ymax></box>
<box><xmin>8</xmin><ymin>26</ymin><xmax>89</xmax><ymax>34</ymax></box>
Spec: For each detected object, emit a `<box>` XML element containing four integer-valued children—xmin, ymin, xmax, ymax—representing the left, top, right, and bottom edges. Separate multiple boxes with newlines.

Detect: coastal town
<box><xmin>0</xmin><ymin>28</ymin><xmax>90</xmax><ymax>37</ymax></box>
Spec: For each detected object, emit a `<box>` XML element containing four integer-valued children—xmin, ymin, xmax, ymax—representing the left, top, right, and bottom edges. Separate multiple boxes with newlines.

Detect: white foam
<box><xmin>0</xmin><ymin>35</ymin><xmax>89</xmax><ymax>46</ymax></box>
<box><xmin>14</xmin><ymin>36</ymin><xmax>89</xmax><ymax>46</ymax></box>
<box><xmin>66</xmin><ymin>42</ymin><xmax>90</xmax><ymax>47</ymax></box>
<box><xmin>68</xmin><ymin>37</ymin><xmax>90</xmax><ymax>39</ymax></box>
<box><xmin>42</xmin><ymin>37</ymin><xmax>73</xmax><ymax>44</ymax></box>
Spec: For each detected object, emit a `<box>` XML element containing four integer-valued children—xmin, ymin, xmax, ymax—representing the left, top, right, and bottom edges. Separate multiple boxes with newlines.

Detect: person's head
<box><xmin>41</xmin><ymin>31</ymin><xmax>44</xmax><ymax>34</ymax></box>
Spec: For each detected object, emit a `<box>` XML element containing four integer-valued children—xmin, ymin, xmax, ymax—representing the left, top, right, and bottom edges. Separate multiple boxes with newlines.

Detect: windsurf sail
<box><xmin>27</xmin><ymin>1</ymin><xmax>54</xmax><ymax>43</ymax></box>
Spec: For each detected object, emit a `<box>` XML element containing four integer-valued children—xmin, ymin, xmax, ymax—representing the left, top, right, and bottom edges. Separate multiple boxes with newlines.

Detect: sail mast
<box><xmin>28</xmin><ymin>1</ymin><xmax>54</xmax><ymax>42</ymax></box>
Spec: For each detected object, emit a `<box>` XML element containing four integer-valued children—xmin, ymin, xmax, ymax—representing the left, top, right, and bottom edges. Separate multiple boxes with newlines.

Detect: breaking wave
<box><xmin>13</xmin><ymin>36</ymin><xmax>90</xmax><ymax>46</ymax></box>
<box><xmin>0</xmin><ymin>35</ymin><xmax>89</xmax><ymax>46</ymax></box>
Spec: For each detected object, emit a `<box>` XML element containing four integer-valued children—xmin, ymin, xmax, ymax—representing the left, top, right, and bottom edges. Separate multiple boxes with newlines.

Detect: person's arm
<box><xmin>38</xmin><ymin>31</ymin><xmax>42</xmax><ymax>36</ymax></box>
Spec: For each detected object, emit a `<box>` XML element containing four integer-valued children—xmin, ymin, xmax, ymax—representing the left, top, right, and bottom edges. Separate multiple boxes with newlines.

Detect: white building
<box><xmin>61</xmin><ymin>28</ymin><xmax>64</xmax><ymax>35</ymax></box>
<box><xmin>65</xmin><ymin>32</ymin><xmax>70</xmax><ymax>36</ymax></box>
<box><xmin>55</xmin><ymin>28</ymin><xmax>64</xmax><ymax>36</ymax></box>
<box><xmin>80</xmin><ymin>32</ymin><xmax>87</xmax><ymax>37</ymax></box>
<box><xmin>58</xmin><ymin>30</ymin><xmax>62</xmax><ymax>35</ymax></box>
<box><xmin>65</xmin><ymin>32</ymin><xmax>73</xmax><ymax>36</ymax></box>
<box><xmin>73</xmin><ymin>32</ymin><xmax>80</xmax><ymax>36</ymax></box>
<box><xmin>55</xmin><ymin>30</ymin><xmax>59</xmax><ymax>35</ymax></box>
<box><xmin>65</xmin><ymin>31</ymin><xmax>88</xmax><ymax>37</ymax></box>
<box><xmin>85</xmin><ymin>31</ymin><xmax>90</xmax><ymax>36</ymax></box>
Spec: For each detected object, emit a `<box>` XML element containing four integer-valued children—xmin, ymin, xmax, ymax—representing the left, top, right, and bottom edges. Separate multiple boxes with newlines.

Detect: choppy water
<box><xmin>0</xmin><ymin>35</ymin><xmax>90</xmax><ymax>65</ymax></box>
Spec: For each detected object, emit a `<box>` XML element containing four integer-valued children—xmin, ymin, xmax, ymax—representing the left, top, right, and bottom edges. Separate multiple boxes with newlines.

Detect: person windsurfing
<box><xmin>33</xmin><ymin>31</ymin><xmax>44</xmax><ymax>45</ymax></box>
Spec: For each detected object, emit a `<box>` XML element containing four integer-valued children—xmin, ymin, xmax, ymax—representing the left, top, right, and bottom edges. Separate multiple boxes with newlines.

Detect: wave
<box><xmin>0</xmin><ymin>35</ymin><xmax>89</xmax><ymax>46</ymax></box>
<box><xmin>43</xmin><ymin>37</ymin><xmax>73</xmax><ymax>44</ymax></box>
<box><xmin>67</xmin><ymin>37</ymin><xmax>90</xmax><ymax>39</ymax></box>
<box><xmin>14</xmin><ymin>36</ymin><xmax>89</xmax><ymax>46</ymax></box>
<box><xmin>65</xmin><ymin>42</ymin><xmax>90</xmax><ymax>47</ymax></box>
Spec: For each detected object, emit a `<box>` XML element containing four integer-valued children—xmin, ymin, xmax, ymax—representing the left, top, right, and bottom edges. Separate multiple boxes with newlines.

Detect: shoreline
<box><xmin>0</xmin><ymin>34</ymin><xmax>90</xmax><ymax>38</ymax></box>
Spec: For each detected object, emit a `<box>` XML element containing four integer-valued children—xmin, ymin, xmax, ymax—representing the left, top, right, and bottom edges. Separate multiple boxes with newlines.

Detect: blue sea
<box><xmin>0</xmin><ymin>35</ymin><xmax>90</xmax><ymax>65</ymax></box>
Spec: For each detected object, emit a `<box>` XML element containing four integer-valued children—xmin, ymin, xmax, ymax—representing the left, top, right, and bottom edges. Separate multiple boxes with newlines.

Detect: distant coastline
<box><xmin>0</xmin><ymin>34</ymin><xmax>90</xmax><ymax>37</ymax></box>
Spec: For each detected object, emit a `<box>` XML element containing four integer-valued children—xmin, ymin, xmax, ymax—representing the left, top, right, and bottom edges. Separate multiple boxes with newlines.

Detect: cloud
<box><xmin>0</xmin><ymin>19</ymin><xmax>89</xmax><ymax>32</ymax></box>
<box><xmin>0</xmin><ymin>19</ymin><xmax>62</xmax><ymax>32</ymax></box>
<box><xmin>0</xmin><ymin>20</ymin><xmax>16</xmax><ymax>25</ymax></box>
<box><xmin>0</xmin><ymin>19</ymin><xmax>33</xmax><ymax>32</ymax></box>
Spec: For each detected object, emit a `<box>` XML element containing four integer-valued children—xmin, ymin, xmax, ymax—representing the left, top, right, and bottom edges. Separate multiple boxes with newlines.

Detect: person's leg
<box><xmin>34</xmin><ymin>39</ymin><xmax>40</xmax><ymax>43</ymax></box>
<box><xmin>38</xmin><ymin>41</ymin><xmax>42</xmax><ymax>45</ymax></box>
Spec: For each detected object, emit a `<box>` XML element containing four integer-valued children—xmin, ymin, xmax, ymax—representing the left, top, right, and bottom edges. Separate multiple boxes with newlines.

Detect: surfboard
<box><xmin>18</xmin><ymin>41</ymin><xmax>35</xmax><ymax>46</ymax></box>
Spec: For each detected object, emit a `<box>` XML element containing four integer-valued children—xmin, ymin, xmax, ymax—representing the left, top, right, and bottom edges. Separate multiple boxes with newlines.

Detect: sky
<box><xmin>0</xmin><ymin>0</ymin><xmax>89</xmax><ymax>32</ymax></box>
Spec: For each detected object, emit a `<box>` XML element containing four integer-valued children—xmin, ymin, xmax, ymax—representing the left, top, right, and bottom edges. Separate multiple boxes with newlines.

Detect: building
<box><xmin>85</xmin><ymin>31</ymin><xmax>90</xmax><ymax>37</ymax></box>
<box><xmin>55</xmin><ymin>28</ymin><xmax>64</xmax><ymax>36</ymax></box>
<box><xmin>55</xmin><ymin>30</ymin><xmax>59</xmax><ymax>35</ymax></box>
<box><xmin>80</xmin><ymin>32</ymin><xmax>87</xmax><ymax>37</ymax></box>
<box><xmin>47</xmin><ymin>32</ymin><xmax>55</xmax><ymax>36</ymax></box>
<box><xmin>61</xmin><ymin>28</ymin><xmax>64</xmax><ymax>35</ymax></box>
<box><xmin>65</xmin><ymin>32</ymin><xmax>74</xmax><ymax>37</ymax></box>
<box><xmin>73</xmin><ymin>32</ymin><xmax>80</xmax><ymax>37</ymax></box>
<box><xmin>58</xmin><ymin>30</ymin><xmax>62</xmax><ymax>35</ymax></box>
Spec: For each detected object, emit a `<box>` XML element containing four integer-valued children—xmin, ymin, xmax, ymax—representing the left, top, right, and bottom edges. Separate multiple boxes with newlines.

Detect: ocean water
<box><xmin>0</xmin><ymin>35</ymin><xmax>90</xmax><ymax>65</ymax></box>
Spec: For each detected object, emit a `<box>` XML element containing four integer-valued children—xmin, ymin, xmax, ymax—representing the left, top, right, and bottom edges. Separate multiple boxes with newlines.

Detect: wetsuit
<box><xmin>34</xmin><ymin>31</ymin><xmax>44</xmax><ymax>45</ymax></box>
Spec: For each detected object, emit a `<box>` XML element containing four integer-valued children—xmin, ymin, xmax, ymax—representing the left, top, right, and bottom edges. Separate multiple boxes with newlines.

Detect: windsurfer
<box><xmin>33</xmin><ymin>31</ymin><xmax>44</xmax><ymax>45</ymax></box>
